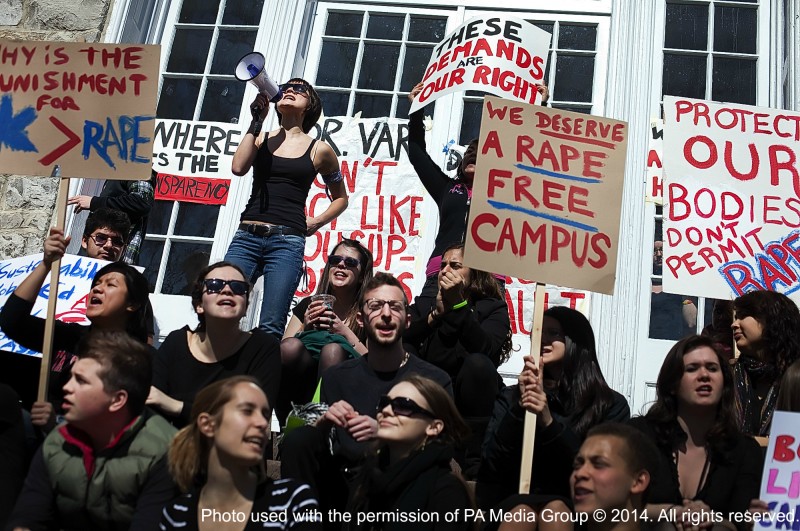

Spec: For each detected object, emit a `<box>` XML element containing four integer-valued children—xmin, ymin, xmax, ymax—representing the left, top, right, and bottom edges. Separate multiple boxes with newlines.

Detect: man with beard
<box><xmin>281</xmin><ymin>273</ymin><xmax>451</xmax><ymax>528</ymax></box>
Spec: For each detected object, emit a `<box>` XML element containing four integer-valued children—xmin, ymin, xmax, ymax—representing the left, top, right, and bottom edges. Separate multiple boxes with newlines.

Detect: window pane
<box><xmin>318</xmin><ymin>91</ymin><xmax>350</xmax><ymax>116</ymax></box>
<box><xmin>558</xmin><ymin>25</ymin><xmax>596</xmax><ymax>50</ymax></box>
<box><xmin>358</xmin><ymin>43</ymin><xmax>400</xmax><ymax>90</ymax></box>
<box><xmin>409</xmin><ymin>16</ymin><xmax>446</xmax><ymax>43</ymax></box>
<box><xmin>211</xmin><ymin>30</ymin><xmax>257</xmax><ymax>75</ymax></box>
<box><xmin>532</xmin><ymin>22</ymin><xmax>554</xmax><ymax>36</ymax></box>
<box><xmin>167</xmin><ymin>29</ymin><xmax>213</xmax><ymax>73</ymax></box>
<box><xmin>149</xmin><ymin>201</ymin><xmax>173</xmax><ymax>235</ymax></box>
<box><xmin>162</xmin><ymin>242</ymin><xmax>212</xmax><ymax>295</ymax></box>
<box><xmin>649</xmin><ymin>282</ymin><xmax>697</xmax><ymax>340</ymax></box>
<box><xmin>157</xmin><ymin>78</ymin><xmax>202</xmax><ymax>119</ymax></box>
<box><xmin>139</xmin><ymin>239</ymin><xmax>164</xmax><ymax>292</ymax></box>
<box><xmin>353</xmin><ymin>93</ymin><xmax>392</xmax><ymax>118</ymax></box>
<box><xmin>317</xmin><ymin>41</ymin><xmax>358</xmax><ymax>86</ymax></box>
<box><xmin>326</xmin><ymin>11</ymin><xmax>363</xmax><ymax>38</ymax></box>
<box><xmin>551</xmin><ymin>104</ymin><xmax>591</xmax><ymax>114</ymax></box>
<box><xmin>401</xmin><ymin>45</ymin><xmax>434</xmax><ymax>91</ymax></box>
<box><xmin>714</xmin><ymin>7</ymin><xmax>757</xmax><ymax>54</ymax></box>
<box><xmin>178</xmin><ymin>0</ymin><xmax>220</xmax><ymax>24</ymax></box>
<box><xmin>222</xmin><ymin>0</ymin><xmax>264</xmax><ymax>25</ymax></box>
<box><xmin>662</xmin><ymin>53</ymin><xmax>706</xmax><ymax>99</ymax></box>
<box><xmin>366</xmin><ymin>13</ymin><xmax>403</xmax><ymax>40</ymax></box>
<box><xmin>174</xmin><ymin>203</ymin><xmax>220</xmax><ymax>237</ymax></box>
<box><xmin>554</xmin><ymin>55</ymin><xmax>594</xmax><ymax>102</ymax></box>
<box><xmin>199</xmin><ymin>79</ymin><xmax>245</xmax><ymax>123</ymax></box>
<box><xmin>712</xmin><ymin>57</ymin><xmax>756</xmax><ymax>104</ymax></box>
<box><xmin>395</xmin><ymin>97</ymin><xmax>432</xmax><ymax>119</ymax></box>
<box><xmin>664</xmin><ymin>3</ymin><xmax>708</xmax><ymax>51</ymax></box>
<box><xmin>459</xmin><ymin>100</ymin><xmax>483</xmax><ymax>145</ymax></box>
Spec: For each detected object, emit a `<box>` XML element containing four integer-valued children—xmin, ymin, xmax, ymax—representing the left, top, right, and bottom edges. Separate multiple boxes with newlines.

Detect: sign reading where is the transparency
<box><xmin>409</xmin><ymin>16</ymin><xmax>551</xmax><ymax>114</ymax></box>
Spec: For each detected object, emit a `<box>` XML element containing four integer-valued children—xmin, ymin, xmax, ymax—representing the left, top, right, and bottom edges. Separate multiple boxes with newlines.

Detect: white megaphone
<box><xmin>235</xmin><ymin>51</ymin><xmax>282</xmax><ymax>102</ymax></box>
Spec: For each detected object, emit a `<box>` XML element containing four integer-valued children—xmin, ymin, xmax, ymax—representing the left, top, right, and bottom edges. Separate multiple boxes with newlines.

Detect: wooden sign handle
<box><xmin>519</xmin><ymin>282</ymin><xmax>546</xmax><ymax>494</ymax></box>
<box><xmin>38</xmin><ymin>167</ymin><xmax>68</xmax><ymax>403</ymax></box>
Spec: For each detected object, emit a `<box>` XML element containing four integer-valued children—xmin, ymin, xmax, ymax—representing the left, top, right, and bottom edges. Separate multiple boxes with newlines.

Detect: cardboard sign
<box><xmin>0</xmin><ymin>40</ymin><xmax>159</xmax><ymax>180</ymax></box>
<box><xmin>152</xmin><ymin>119</ymin><xmax>242</xmax><ymax>204</ymax></box>
<box><xmin>409</xmin><ymin>16</ymin><xmax>551</xmax><ymax>114</ymax></box>
<box><xmin>645</xmin><ymin>120</ymin><xmax>664</xmax><ymax>205</ymax></box>
<box><xmin>0</xmin><ymin>253</ymin><xmax>108</xmax><ymax>356</ymax></box>
<box><xmin>663</xmin><ymin>97</ymin><xmax>800</xmax><ymax>300</ymax></box>
<box><xmin>759</xmin><ymin>411</ymin><xmax>800</xmax><ymax>528</ymax></box>
<box><xmin>463</xmin><ymin>96</ymin><xmax>627</xmax><ymax>295</ymax></box>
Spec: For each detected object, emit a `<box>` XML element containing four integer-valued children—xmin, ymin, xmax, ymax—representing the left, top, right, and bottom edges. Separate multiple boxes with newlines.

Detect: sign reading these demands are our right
<box><xmin>663</xmin><ymin>96</ymin><xmax>800</xmax><ymax>301</ymax></box>
<box><xmin>464</xmin><ymin>96</ymin><xmax>628</xmax><ymax>294</ymax></box>
<box><xmin>0</xmin><ymin>40</ymin><xmax>159</xmax><ymax>180</ymax></box>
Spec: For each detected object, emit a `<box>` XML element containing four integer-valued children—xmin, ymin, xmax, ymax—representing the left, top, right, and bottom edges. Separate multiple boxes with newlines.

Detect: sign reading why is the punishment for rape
<box><xmin>464</xmin><ymin>96</ymin><xmax>627</xmax><ymax>294</ymax></box>
<box><xmin>663</xmin><ymin>96</ymin><xmax>800</xmax><ymax>301</ymax></box>
<box><xmin>0</xmin><ymin>40</ymin><xmax>159</xmax><ymax>180</ymax></box>
<box><xmin>409</xmin><ymin>17</ymin><xmax>551</xmax><ymax>114</ymax></box>
<box><xmin>152</xmin><ymin>119</ymin><xmax>241</xmax><ymax>205</ymax></box>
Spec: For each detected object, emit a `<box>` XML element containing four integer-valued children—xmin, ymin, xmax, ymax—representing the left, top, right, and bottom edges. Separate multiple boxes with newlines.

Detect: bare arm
<box><xmin>232</xmin><ymin>94</ymin><xmax>269</xmax><ymax>176</ymax></box>
<box><xmin>307</xmin><ymin>142</ymin><xmax>348</xmax><ymax>235</ymax></box>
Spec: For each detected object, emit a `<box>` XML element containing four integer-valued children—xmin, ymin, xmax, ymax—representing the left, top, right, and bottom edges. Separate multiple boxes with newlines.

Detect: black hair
<box><xmin>275</xmin><ymin>77</ymin><xmax>322</xmax><ymax>134</ymax></box>
<box><xmin>733</xmin><ymin>290</ymin><xmax>800</xmax><ymax>373</ymax></box>
<box><xmin>84</xmin><ymin>207</ymin><xmax>132</xmax><ymax>241</ymax></box>
<box><xmin>543</xmin><ymin>306</ymin><xmax>618</xmax><ymax>438</ymax></box>
<box><xmin>91</xmin><ymin>262</ymin><xmax>150</xmax><ymax>342</ymax></box>
<box><xmin>189</xmin><ymin>261</ymin><xmax>250</xmax><ymax>331</ymax></box>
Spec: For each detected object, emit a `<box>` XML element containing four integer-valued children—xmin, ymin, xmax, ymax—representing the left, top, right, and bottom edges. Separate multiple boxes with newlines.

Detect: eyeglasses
<box><xmin>329</xmin><ymin>255</ymin><xmax>360</xmax><ymax>268</ymax></box>
<box><xmin>203</xmin><ymin>278</ymin><xmax>249</xmax><ymax>296</ymax></box>
<box><xmin>86</xmin><ymin>232</ymin><xmax>126</xmax><ymax>248</ymax></box>
<box><xmin>363</xmin><ymin>298</ymin><xmax>406</xmax><ymax>314</ymax></box>
<box><xmin>377</xmin><ymin>395</ymin><xmax>435</xmax><ymax>418</ymax></box>
<box><xmin>280</xmin><ymin>83</ymin><xmax>309</xmax><ymax>95</ymax></box>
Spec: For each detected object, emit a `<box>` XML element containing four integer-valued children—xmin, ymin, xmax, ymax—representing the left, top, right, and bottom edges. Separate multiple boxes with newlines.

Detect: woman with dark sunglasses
<box><xmin>148</xmin><ymin>261</ymin><xmax>280</xmax><ymax>427</ymax></box>
<box><xmin>226</xmin><ymin>77</ymin><xmax>348</xmax><ymax>340</ymax></box>
<box><xmin>346</xmin><ymin>374</ymin><xmax>474</xmax><ymax>530</ymax></box>
<box><xmin>276</xmin><ymin>239</ymin><xmax>374</xmax><ymax>424</ymax></box>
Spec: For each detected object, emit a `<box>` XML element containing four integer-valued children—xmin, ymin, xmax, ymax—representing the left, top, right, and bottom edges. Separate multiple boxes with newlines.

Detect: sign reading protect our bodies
<box><xmin>463</xmin><ymin>96</ymin><xmax>628</xmax><ymax>295</ymax></box>
<box><xmin>0</xmin><ymin>40</ymin><xmax>159</xmax><ymax>180</ymax></box>
<box><xmin>0</xmin><ymin>254</ymin><xmax>108</xmax><ymax>356</ymax></box>
<box><xmin>409</xmin><ymin>17</ymin><xmax>551</xmax><ymax>114</ymax></box>
<box><xmin>663</xmin><ymin>96</ymin><xmax>800</xmax><ymax>301</ymax></box>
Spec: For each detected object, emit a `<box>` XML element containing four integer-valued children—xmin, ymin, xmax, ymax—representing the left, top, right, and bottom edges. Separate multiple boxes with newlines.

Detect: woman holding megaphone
<box><xmin>227</xmin><ymin>75</ymin><xmax>348</xmax><ymax>339</ymax></box>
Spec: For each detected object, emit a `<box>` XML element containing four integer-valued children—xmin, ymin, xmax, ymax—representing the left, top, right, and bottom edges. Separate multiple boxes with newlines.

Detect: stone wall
<box><xmin>0</xmin><ymin>0</ymin><xmax>113</xmax><ymax>259</ymax></box>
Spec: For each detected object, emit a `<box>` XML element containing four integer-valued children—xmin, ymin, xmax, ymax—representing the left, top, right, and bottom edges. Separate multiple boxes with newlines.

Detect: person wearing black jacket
<box><xmin>478</xmin><ymin>306</ymin><xmax>629</xmax><ymax>518</ymax></box>
<box><xmin>404</xmin><ymin>243</ymin><xmax>511</xmax><ymax>477</ymax></box>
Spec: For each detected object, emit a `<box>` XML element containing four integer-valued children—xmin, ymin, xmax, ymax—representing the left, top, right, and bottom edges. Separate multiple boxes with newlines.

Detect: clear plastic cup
<box><xmin>310</xmin><ymin>294</ymin><xmax>336</xmax><ymax>310</ymax></box>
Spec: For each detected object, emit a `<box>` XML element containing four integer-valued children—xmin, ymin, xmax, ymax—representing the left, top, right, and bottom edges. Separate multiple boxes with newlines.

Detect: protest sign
<box><xmin>409</xmin><ymin>17</ymin><xmax>550</xmax><ymax>114</ymax></box>
<box><xmin>0</xmin><ymin>40</ymin><xmax>159</xmax><ymax>180</ymax></box>
<box><xmin>645</xmin><ymin>120</ymin><xmax>664</xmax><ymax>205</ymax></box>
<box><xmin>0</xmin><ymin>253</ymin><xmax>108</xmax><ymax>356</ymax></box>
<box><xmin>759</xmin><ymin>411</ymin><xmax>800</xmax><ymax>529</ymax></box>
<box><xmin>662</xmin><ymin>96</ymin><xmax>800</xmax><ymax>300</ymax></box>
<box><xmin>299</xmin><ymin>117</ymin><xmax>423</xmax><ymax>301</ymax></box>
<box><xmin>152</xmin><ymin>119</ymin><xmax>241</xmax><ymax>205</ymax></box>
<box><xmin>463</xmin><ymin>96</ymin><xmax>627</xmax><ymax>295</ymax></box>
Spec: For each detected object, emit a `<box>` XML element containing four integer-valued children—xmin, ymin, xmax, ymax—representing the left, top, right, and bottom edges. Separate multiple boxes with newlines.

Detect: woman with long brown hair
<box><xmin>161</xmin><ymin>376</ymin><xmax>320</xmax><ymax>530</ymax></box>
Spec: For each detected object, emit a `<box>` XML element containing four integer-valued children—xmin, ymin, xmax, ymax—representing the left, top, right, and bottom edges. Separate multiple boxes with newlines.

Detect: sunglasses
<box><xmin>329</xmin><ymin>255</ymin><xmax>360</xmax><ymax>268</ymax></box>
<box><xmin>203</xmin><ymin>278</ymin><xmax>249</xmax><ymax>296</ymax></box>
<box><xmin>280</xmin><ymin>83</ymin><xmax>309</xmax><ymax>95</ymax></box>
<box><xmin>377</xmin><ymin>395</ymin><xmax>435</xmax><ymax>418</ymax></box>
<box><xmin>86</xmin><ymin>232</ymin><xmax>125</xmax><ymax>248</ymax></box>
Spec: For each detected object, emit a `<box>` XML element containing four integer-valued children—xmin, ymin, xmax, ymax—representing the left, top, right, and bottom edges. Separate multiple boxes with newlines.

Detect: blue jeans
<box><xmin>224</xmin><ymin>229</ymin><xmax>305</xmax><ymax>338</ymax></box>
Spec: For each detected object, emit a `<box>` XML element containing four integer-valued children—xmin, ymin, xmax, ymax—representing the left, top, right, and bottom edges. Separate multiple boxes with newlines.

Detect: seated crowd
<box><xmin>1</xmin><ymin>223</ymin><xmax>798</xmax><ymax>531</ymax></box>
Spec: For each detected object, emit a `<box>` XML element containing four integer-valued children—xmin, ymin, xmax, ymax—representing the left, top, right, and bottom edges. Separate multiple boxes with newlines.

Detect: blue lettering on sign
<box><xmin>719</xmin><ymin>230</ymin><xmax>800</xmax><ymax>297</ymax></box>
<box><xmin>82</xmin><ymin>115</ymin><xmax>154</xmax><ymax>169</ymax></box>
<box><xmin>0</xmin><ymin>258</ymin><xmax>41</xmax><ymax>280</ymax></box>
<box><xmin>0</xmin><ymin>94</ymin><xmax>38</xmax><ymax>153</ymax></box>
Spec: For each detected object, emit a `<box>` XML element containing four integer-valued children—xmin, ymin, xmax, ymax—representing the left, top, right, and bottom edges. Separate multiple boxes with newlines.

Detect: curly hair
<box><xmin>275</xmin><ymin>77</ymin><xmax>322</xmax><ymax>134</ymax></box>
<box><xmin>644</xmin><ymin>335</ymin><xmax>738</xmax><ymax>461</ymax></box>
<box><xmin>315</xmin><ymin>239</ymin><xmax>374</xmax><ymax>340</ymax></box>
<box><xmin>84</xmin><ymin>207</ymin><xmax>132</xmax><ymax>241</ymax></box>
<box><xmin>734</xmin><ymin>290</ymin><xmax>800</xmax><ymax>373</ymax></box>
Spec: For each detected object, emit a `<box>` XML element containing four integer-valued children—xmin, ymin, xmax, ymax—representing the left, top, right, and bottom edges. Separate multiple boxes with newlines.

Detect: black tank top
<box><xmin>240</xmin><ymin>138</ymin><xmax>318</xmax><ymax>231</ymax></box>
